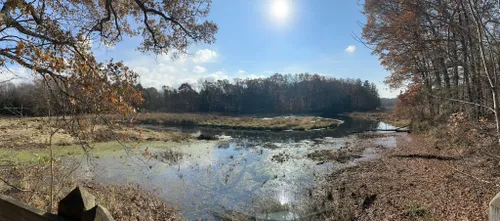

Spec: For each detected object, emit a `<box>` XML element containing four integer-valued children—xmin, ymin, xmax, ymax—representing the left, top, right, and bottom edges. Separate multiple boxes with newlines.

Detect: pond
<box><xmin>76</xmin><ymin>117</ymin><xmax>401</xmax><ymax>220</ymax></box>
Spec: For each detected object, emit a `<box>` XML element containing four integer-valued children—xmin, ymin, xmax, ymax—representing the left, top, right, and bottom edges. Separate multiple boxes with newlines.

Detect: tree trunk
<box><xmin>468</xmin><ymin>0</ymin><xmax>500</xmax><ymax>143</ymax></box>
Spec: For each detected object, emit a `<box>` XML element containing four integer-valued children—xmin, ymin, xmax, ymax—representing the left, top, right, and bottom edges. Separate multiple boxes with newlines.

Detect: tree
<box><xmin>0</xmin><ymin>0</ymin><xmax>217</xmax><ymax>212</ymax></box>
<box><xmin>362</xmin><ymin>0</ymin><xmax>500</xmax><ymax>141</ymax></box>
<box><xmin>1</xmin><ymin>0</ymin><xmax>217</xmax><ymax>114</ymax></box>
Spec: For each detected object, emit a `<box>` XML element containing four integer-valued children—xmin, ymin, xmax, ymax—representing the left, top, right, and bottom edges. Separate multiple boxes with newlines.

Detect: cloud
<box><xmin>345</xmin><ymin>45</ymin><xmax>357</xmax><ymax>54</ymax></box>
<box><xmin>238</xmin><ymin>70</ymin><xmax>245</xmax><ymax>74</ymax></box>
<box><xmin>193</xmin><ymin>49</ymin><xmax>217</xmax><ymax>63</ymax></box>
<box><xmin>124</xmin><ymin>51</ymin><xmax>203</xmax><ymax>89</ymax></box>
<box><xmin>205</xmin><ymin>71</ymin><xmax>229</xmax><ymax>82</ymax></box>
<box><xmin>122</xmin><ymin>49</ymin><xmax>225</xmax><ymax>89</ymax></box>
<box><xmin>193</xmin><ymin>65</ymin><xmax>207</xmax><ymax>73</ymax></box>
<box><xmin>158</xmin><ymin>64</ymin><xmax>176</xmax><ymax>73</ymax></box>
<box><xmin>0</xmin><ymin>66</ymin><xmax>33</xmax><ymax>84</ymax></box>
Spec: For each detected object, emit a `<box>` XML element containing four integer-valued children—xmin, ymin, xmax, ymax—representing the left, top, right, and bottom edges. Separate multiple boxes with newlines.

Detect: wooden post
<box><xmin>58</xmin><ymin>186</ymin><xmax>96</xmax><ymax>220</ymax></box>
<box><xmin>490</xmin><ymin>192</ymin><xmax>500</xmax><ymax>221</ymax></box>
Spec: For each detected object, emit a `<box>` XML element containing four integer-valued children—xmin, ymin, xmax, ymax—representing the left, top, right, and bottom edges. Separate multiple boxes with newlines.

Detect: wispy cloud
<box><xmin>345</xmin><ymin>45</ymin><xmax>357</xmax><ymax>54</ymax></box>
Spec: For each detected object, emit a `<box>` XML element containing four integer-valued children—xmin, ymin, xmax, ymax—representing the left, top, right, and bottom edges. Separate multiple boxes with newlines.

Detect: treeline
<box><xmin>363</xmin><ymin>0</ymin><xmax>500</xmax><ymax>127</ymax></box>
<box><xmin>0</xmin><ymin>76</ymin><xmax>127</xmax><ymax>117</ymax></box>
<box><xmin>0</xmin><ymin>74</ymin><xmax>381</xmax><ymax>116</ymax></box>
<box><xmin>0</xmin><ymin>82</ymin><xmax>53</xmax><ymax>116</ymax></box>
<box><xmin>137</xmin><ymin>73</ymin><xmax>381</xmax><ymax>114</ymax></box>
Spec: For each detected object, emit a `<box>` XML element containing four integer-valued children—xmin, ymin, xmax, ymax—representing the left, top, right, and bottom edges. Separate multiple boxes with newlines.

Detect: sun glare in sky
<box><xmin>270</xmin><ymin>0</ymin><xmax>291</xmax><ymax>24</ymax></box>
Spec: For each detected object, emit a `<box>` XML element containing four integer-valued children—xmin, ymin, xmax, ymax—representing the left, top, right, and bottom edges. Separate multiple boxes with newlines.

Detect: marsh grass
<box><xmin>0</xmin><ymin>117</ymin><xmax>191</xmax><ymax>152</ymax></box>
<box><xmin>153</xmin><ymin>149</ymin><xmax>183</xmax><ymax>165</ymax></box>
<box><xmin>129</xmin><ymin>113</ymin><xmax>342</xmax><ymax>131</ymax></box>
<box><xmin>0</xmin><ymin>140</ymin><xmax>192</xmax><ymax>163</ymax></box>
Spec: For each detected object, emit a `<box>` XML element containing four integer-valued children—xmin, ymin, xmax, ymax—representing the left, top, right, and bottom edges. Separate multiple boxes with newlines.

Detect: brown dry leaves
<box><xmin>317</xmin><ymin>134</ymin><xmax>499</xmax><ymax>220</ymax></box>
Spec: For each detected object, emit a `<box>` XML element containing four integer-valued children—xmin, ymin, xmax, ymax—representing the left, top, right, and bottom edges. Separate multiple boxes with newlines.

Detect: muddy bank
<box><xmin>307</xmin><ymin>132</ymin><xmax>396</xmax><ymax>164</ymax></box>
<box><xmin>310</xmin><ymin>134</ymin><xmax>500</xmax><ymax>220</ymax></box>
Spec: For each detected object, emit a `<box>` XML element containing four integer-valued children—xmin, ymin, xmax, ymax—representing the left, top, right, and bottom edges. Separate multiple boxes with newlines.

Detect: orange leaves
<box><xmin>1</xmin><ymin>0</ymin><xmax>215</xmax><ymax>120</ymax></box>
<box><xmin>15</xmin><ymin>41</ymin><xmax>25</xmax><ymax>56</ymax></box>
<box><xmin>402</xmin><ymin>10</ymin><xmax>415</xmax><ymax>22</ymax></box>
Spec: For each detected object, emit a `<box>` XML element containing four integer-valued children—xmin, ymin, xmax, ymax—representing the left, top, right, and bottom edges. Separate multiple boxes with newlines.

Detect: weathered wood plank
<box><xmin>0</xmin><ymin>194</ymin><xmax>61</xmax><ymax>221</ymax></box>
<box><xmin>0</xmin><ymin>186</ymin><xmax>114</xmax><ymax>221</ymax></box>
<box><xmin>490</xmin><ymin>192</ymin><xmax>500</xmax><ymax>221</ymax></box>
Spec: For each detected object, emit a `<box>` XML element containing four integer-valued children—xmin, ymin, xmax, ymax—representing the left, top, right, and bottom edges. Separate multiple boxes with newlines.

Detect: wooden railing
<box><xmin>0</xmin><ymin>186</ymin><xmax>114</xmax><ymax>221</ymax></box>
<box><xmin>492</xmin><ymin>193</ymin><xmax>500</xmax><ymax>221</ymax></box>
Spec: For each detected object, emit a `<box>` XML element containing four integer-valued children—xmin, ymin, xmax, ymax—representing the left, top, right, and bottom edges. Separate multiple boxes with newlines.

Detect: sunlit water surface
<box><xmin>75</xmin><ymin>118</ymin><xmax>401</xmax><ymax>220</ymax></box>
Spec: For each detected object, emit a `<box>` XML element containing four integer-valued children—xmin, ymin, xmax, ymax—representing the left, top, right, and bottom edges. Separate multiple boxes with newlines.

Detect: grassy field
<box><xmin>129</xmin><ymin>113</ymin><xmax>343</xmax><ymax>131</ymax></box>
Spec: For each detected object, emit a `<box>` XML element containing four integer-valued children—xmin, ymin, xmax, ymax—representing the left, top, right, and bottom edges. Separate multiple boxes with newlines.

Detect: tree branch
<box><xmin>133</xmin><ymin>0</ymin><xmax>197</xmax><ymax>40</ymax></box>
<box><xmin>426</xmin><ymin>91</ymin><xmax>495</xmax><ymax>113</ymax></box>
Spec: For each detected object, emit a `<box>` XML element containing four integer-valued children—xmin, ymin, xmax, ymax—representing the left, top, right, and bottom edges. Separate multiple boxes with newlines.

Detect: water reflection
<box><xmin>76</xmin><ymin>117</ymin><xmax>400</xmax><ymax>220</ymax></box>
<box><xmin>143</xmin><ymin>117</ymin><xmax>386</xmax><ymax>143</ymax></box>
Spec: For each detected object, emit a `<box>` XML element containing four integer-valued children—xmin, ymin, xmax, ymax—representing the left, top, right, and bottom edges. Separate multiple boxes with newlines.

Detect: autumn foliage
<box><xmin>0</xmin><ymin>0</ymin><xmax>217</xmax><ymax>117</ymax></box>
<box><xmin>363</xmin><ymin>0</ymin><xmax>500</xmax><ymax>133</ymax></box>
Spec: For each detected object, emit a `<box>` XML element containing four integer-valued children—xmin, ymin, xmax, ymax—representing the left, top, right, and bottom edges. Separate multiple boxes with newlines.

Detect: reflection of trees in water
<box><xmin>143</xmin><ymin>117</ymin><xmax>382</xmax><ymax>143</ymax></box>
<box><xmin>191</xmin><ymin>153</ymin><xmax>272</xmax><ymax>215</ymax></box>
<box><xmin>192</xmin><ymin>118</ymin><xmax>381</xmax><ymax>143</ymax></box>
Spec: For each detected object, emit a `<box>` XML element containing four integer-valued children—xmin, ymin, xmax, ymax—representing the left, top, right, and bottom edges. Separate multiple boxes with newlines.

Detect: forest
<box><xmin>138</xmin><ymin>73</ymin><xmax>380</xmax><ymax>114</ymax></box>
<box><xmin>363</xmin><ymin>0</ymin><xmax>500</xmax><ymax>131</ymax></box>
<box><xmin>0</xmin><ymin>73</ymin><xmax>381</xmax><ymax>116</ymax></box>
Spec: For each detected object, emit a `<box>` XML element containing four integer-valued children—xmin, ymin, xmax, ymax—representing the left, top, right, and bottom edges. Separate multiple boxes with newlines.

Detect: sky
<box><xmin>5</xmin><ymin>0</ymin><xmax>400</xmax><ymax>98</ymax></box>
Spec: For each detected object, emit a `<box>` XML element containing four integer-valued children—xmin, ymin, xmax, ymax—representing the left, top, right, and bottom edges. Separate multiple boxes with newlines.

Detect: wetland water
<box><xmin>77</xmin><ymin>117</ymin><xmax>400</xmax><ymax>220</ymax></box>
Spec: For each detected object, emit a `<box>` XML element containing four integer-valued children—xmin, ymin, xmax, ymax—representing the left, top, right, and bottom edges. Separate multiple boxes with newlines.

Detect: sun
<box><xmin>270</xmin><ymin>0</ymin><xmax>290</xmax><ymax>23</ymax></box>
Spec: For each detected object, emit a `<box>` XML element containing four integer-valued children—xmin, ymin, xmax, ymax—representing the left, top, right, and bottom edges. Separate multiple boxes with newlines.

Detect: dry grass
<box><xmin>0</xmin><ymin>117</ymin><xmax>191</xmax><ymax>150</ymax></box>
<box><xmin>129</xmin><ymin>113</ymin><xmax>342</xmax><ymax>131</ymax></box>
<box><xmin>0</xmin><ymin>117</ymin><xmax>76</xmax><ymax>149</ymax></box>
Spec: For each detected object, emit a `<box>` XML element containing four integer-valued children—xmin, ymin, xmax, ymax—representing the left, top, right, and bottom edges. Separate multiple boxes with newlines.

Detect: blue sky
<box><xmin>5</xmin><ymin>0</ymin><xmax>399</xmax><ymax>98</ymax></box>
